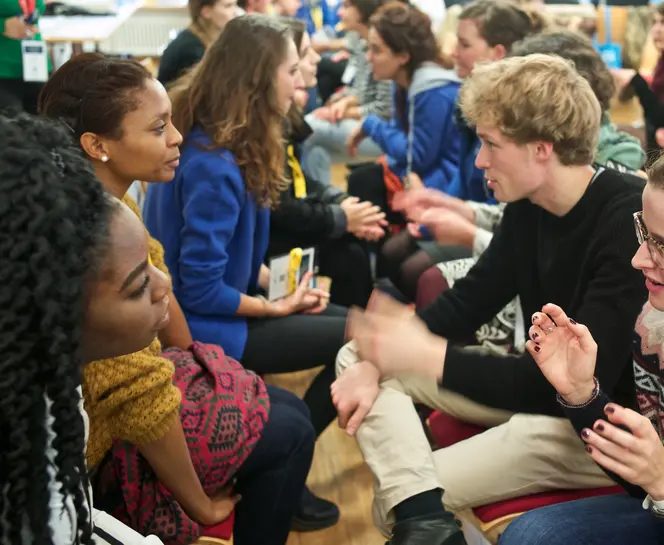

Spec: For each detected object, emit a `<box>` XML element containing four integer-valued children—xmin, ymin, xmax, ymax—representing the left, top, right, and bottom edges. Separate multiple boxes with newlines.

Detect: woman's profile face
<box><xmin>204</xmin><ymin>0</ymin><xmax>240</xmax><ymax>30</ymax></box>
<box><xmin>453</xmin><ymin>19</ymin><xmax>492</xmax><ymax>79</ymax></box>
<box><xmin>99</xmin><ymin>78</ymin><xmax>183</xmax><ymax>185</ymax></box>
<box><xmin>275</xmin><ymin>37</ymin><xmax>304</xmax><ymax>115</ymax></box>
<box><xmin>652</xmin><ymin>13</ymin><xmax>664</xmax><ymax>52</ymax></box>
<box><xmin>298</xmin><ymin>32</ymin><xmax>321</xmax><ymax>88</ymax></box>
<box><xmin>366</xmin><ymin>27</ymin><xmax>407</xmax><ymax>82</ymax></box>
<box><xmin>81</xmin><ymin>202</ymin><xmax>171</xmax><ymax>362</ymax></box>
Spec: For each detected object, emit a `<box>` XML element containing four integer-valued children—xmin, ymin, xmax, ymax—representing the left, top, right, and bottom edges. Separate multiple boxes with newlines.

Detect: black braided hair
<box><xmin>0</xmin><ymin>113</ymin><xmax>113</xmax><ymax>545</ymax></box>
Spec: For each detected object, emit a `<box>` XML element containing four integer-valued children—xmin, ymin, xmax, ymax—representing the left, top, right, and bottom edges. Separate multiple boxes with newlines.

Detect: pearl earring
<box><xmin>101</xmin><ymin>155</ymin><xmax>109</xmax><ymax>163</ymax></box>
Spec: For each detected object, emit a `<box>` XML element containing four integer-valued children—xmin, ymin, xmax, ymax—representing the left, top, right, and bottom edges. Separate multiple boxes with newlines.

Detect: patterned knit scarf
<box><xmin>633</xmin><ymin>302</ymin><xmax>664</xmax><ymax>441</ymax></box>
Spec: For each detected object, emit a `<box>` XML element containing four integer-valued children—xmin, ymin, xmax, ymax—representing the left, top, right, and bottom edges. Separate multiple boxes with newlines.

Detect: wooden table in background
<box><xmin>40</xmin><ymin>1</ymin><xmax>143</xmax><ymax>44</ymax></box>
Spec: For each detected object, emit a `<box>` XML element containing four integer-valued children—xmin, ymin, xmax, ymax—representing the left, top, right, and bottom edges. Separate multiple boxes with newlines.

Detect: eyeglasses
<box><xmin>634</xmin><ymin>211</ymin><xmax>664</xmax><ymax>268</ymax></box>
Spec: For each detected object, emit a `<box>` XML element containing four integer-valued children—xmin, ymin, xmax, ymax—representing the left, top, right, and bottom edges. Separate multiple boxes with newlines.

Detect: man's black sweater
<box><xmin>418</xmin><ymin>168</ymin><xmax>647</xmax><ymax>416</ymax></box>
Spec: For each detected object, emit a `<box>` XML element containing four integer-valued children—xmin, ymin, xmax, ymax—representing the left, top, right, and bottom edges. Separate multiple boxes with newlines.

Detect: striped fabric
<box><xmin>91</xmin><ymin>510</ymin><xmax>164</xmax><ymax>545</ymax></box>
<box><xmin>344</xmin><ymin>32</ymin><xmax>392</xmax><ymax>119</ymax></box>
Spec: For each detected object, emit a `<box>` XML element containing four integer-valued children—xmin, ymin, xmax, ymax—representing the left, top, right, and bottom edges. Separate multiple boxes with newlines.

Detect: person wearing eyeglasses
<box><xmin>498</xmin><ymin>155</ymin><xmax>664</xmax><ymax>545</ymax></box>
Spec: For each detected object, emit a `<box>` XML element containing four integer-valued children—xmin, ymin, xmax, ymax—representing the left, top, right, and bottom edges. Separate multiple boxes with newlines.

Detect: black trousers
<box><xmin>233</xmin><ymin>385</ymin><xmax>314</xmax><ymax>545</ymax></box>
<box><xmin>347</xmin><ymin>162</ymin><xmax>407</xmax><ymax>277</ymax></box>
<box><xmin>382</xmin><ymin>232</ymin><xmax>472</xmax><ymax>301</ymax></box>
<box><xmin>317</xmin><ymin>55</ymin><xmax>348</xmax><ymax>104</ymax></box>
<box><xmin>242</xmin><ymin>304</ymin><xmax>347</xmax><ymax>437</ymax></box>
<box><xmin>0</xmin><ymin>78</ymin><xmax>43</xmax><ymax>115</ymax></box>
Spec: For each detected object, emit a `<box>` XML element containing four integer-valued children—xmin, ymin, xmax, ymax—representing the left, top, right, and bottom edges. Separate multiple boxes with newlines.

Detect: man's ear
<box><xmin>532</xmin><ymin>140</ymin><xmax>555</xmax><ymax>163</ymax></box>
<box><xmin>489</xmin><ymin>43</ymin><xmax>506</xmax><ymax>62</ymax></box>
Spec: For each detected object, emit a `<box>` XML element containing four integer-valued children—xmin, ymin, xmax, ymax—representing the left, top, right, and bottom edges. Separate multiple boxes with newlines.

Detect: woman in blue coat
<box><xmin>144</xmin><ymin>14</ymin><xmax>343</xmax><ymax>531</ymax></box>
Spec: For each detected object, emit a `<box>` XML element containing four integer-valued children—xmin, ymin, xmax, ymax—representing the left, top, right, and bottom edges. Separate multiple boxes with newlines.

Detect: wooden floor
<box><xmin>264</xmin><ymin>370</ymin><xmax>385</xmax><ymax>545</ymax></box>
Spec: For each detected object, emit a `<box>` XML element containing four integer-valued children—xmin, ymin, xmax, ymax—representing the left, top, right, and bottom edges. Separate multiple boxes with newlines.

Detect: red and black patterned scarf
<box><xmin>93</xmin><ymin>342</ymin><xmax>270</xmax><ymax>544</ymax></box>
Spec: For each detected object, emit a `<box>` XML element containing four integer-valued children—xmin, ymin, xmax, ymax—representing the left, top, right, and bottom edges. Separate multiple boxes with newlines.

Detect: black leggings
<box><xmin>346</xmin><ymin>162</ymin><xmax>405</xmax><ymax>224</ymax></box>
<box><xmin>347</xmin><ymin>162</ymin><xmax>408</xmax><ymax>278</ymax></box>
<box><xmin>242</xmin><ymin>304</ymin><xmax>347</xmax><ymax>437</ymax></box>
<box><xmin>234</xmin><ymin>385</ymin><xmax>314</xmax><ymax>545</ymax></box>
<box><xmin>382</xmin><ymin>231</ymin><xmax>471</xmax><ymax>301</ymax></box>
<box><xmin>317</xmin><ymin>55</ymin><xmax>348</xmax><ymax>104</ymax></box>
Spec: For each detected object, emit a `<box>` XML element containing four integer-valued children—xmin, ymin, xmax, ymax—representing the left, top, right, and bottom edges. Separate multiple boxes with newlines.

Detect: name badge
<box><xmin>22</xmin><ymin>40</ymin><xmax>48</xmax><ymax>83</ymax></box>
<box><xmin>598</xmin><ymin>43</ymin><xmax>622</xmax><ymax>70</ymax></box>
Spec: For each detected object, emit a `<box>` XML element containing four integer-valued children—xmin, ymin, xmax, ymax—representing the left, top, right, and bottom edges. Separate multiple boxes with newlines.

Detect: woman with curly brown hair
<box><xmin>346</xmin><ymin>2</ymin><xmax>464</xmax><ymax>214</ymax></box>
<box><xmin>144</xmin><ymin>14</ymin><xmax>344</xmax><ymax>529</ymax></box>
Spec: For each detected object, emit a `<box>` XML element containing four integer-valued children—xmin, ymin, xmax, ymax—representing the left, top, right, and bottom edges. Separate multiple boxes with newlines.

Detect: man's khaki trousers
<box><xmin>336</xmin><ymin>341</ymin><xmax>614</xmax><ymax>535</ymax></box>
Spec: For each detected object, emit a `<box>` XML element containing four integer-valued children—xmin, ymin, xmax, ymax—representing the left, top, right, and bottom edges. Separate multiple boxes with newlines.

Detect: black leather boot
<box><xmin>290</xmin><ymin>487</ymin><xmax>340</xmax><ymax>532</ymax></box>
<box><xmin>386</xmin><ymin>514</ymin><xmax>467</xmax><ymax>545</ymax></box>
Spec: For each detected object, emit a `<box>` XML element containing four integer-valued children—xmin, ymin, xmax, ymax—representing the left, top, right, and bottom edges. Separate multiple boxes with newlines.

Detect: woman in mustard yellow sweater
<box><xmin>39</xmin><ymin>52</ymin><xmax>330</xmax><ymax>545</ymax></box>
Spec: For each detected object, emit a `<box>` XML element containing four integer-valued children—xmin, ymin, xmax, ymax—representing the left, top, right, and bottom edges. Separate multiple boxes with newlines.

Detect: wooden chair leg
<box><xmin>459</xmin><ymin>509</ymin><xmax>522</xmax><ymax>545</ymax></box>
<box><xmin>193</xmin><ymin>537</ymin><xmax>233</xmax><ymax>545</ymax></box>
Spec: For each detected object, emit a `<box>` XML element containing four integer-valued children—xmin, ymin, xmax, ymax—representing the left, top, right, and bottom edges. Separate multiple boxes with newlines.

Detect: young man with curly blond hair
<box><xmin>331</xmin><ymin>54</ymin><xmax>648</xmax><ymax>545</ymax></box>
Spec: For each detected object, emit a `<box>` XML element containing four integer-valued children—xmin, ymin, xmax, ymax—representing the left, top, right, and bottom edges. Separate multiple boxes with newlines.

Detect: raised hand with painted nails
<box><xmin>527</xmin><ymin>304</ymin><xmax>664</xmax><ymax>498</ymax></box>
<box><xmin>526</xmin><ymin>303</ymin><xmax>598</xmax><ymax>406</ymax></box>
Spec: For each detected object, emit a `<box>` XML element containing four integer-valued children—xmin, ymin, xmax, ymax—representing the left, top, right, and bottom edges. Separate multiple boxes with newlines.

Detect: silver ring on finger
<box><xmin>546</xmin><ymin>326</ymin><xmax>555</xmax><ymax>333</ymax></box>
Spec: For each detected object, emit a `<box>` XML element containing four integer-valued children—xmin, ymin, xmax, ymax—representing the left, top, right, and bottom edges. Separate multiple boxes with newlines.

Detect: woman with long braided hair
<box><xmin>0</xmin><ymin>112</ymin><xmax>167</xmax><ymax>544</ymax></box>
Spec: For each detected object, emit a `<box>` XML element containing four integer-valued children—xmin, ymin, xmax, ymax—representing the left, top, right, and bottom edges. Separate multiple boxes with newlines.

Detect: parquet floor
<box><xmin>264</xmin><ymin>370</ymin><xmax>385</xmax><ymax>545</ymax></box>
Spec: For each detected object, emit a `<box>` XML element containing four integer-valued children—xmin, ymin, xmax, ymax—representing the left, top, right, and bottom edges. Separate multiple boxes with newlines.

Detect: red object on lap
<box><xmin>427</xmin><ymin>410</ymin><xmax>624</xmax><ymax>523</ymax></box>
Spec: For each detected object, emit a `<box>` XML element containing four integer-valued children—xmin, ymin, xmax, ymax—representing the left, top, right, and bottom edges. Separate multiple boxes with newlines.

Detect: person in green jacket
<box><xmin>0</xmin><ymin>0</ymin><xmax>48</xmax><ymax>114</ymax></box>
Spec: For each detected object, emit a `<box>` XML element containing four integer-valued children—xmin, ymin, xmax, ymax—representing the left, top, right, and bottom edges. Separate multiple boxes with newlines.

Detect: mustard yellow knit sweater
<box><xmin>83</xmin><ymin>195</ymin><xmax>182</xmax><ymax>469</ymax></box>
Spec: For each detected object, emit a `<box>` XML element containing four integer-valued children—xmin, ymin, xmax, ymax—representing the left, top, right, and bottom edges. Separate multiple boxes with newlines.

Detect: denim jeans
<box><xmin>499</xmin><ymin>494</ymin><xmax>664</xmax><ymax>545</ymax></box>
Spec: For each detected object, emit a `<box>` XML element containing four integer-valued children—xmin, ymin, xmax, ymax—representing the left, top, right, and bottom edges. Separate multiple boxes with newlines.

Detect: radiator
<box><xmin>100</xmin><ymin>8</ymin><xmax>189</xmax><ymax>57</ymax></box>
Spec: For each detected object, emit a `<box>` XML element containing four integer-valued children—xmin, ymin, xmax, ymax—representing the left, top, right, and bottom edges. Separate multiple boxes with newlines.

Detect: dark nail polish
<box><xmin>605</xmin><ymin>405</ymin><xmax>615</xmax><ymax>414</ymax></box>
<box><xmin>586</xmin><ymin>445</ymin><xmax>593</xmax><ymax>454</ymax></box>
<box><xmin>532</xmin><ymin>315</ymin><xmax>537</xmax><ymax>323</ymax></box>
<box><xmin>595</xmin><ymin>422</ymin><xmax>605</xmax><ymax>432</ymax></box>
<box><xmin>569</xmin><ymin>318</ymin><xmax>577</xmax><ymax>325</ymax></box>
<box><xmin>534</xmin><ymin>345</ymin><xmax>540</xmax><ymax>352</ymax></box>
<box><xmin>581</xmin><ymin>429</ymin><xmax>590</xmax><ymax>439</ymax></box>
<box><xmin>532</xmin><ymin>333</ymin><xmax>539</xmax><ymax>340</ymax></box>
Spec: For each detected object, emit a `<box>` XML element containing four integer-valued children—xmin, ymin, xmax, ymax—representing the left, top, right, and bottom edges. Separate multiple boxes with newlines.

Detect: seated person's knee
<box><xmin>335</xmin><ymin>340</ymin><xmax>359</xmax><ymax>377</ymax></box>
<box><xmin>416</xmin><ymin>266</ymin><xmax>447</xmax><ymax>311</ymax></box>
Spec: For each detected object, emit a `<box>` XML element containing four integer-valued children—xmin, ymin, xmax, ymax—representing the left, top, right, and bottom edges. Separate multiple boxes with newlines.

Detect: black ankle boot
<box><xmin>386</xmin><ymin>514</ymin><xmax>467</xmax><ymax>545</ymax></box>
<box><xmin>291</xmin><ymin>487</ymin><xmax>340</xmax><ymax>532</ymax></box>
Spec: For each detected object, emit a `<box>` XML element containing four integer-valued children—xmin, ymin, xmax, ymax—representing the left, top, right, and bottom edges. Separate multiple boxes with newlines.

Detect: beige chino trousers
<box><xmin>336</xmin><ymin>341</ymin><xmax>614</xmax><ymax>534</ymax></box>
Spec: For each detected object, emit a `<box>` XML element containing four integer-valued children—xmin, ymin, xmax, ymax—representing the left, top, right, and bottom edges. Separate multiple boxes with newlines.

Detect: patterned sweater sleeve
<box><xmin>467</xmin><ymin>202</ymin><xmax>505</xmax><ymax>257</ymax></box>
<box><xmin>359</xmin><ymin>80</ymin><xmax>393</xmax><ymax>119</ymax></box>
<box><xmin>468</xmin><ymin>201</ymin><xmax>505</xmax><ymax>232</ymax></box>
